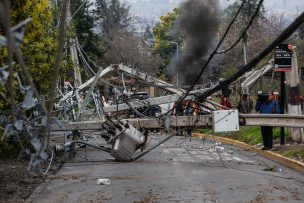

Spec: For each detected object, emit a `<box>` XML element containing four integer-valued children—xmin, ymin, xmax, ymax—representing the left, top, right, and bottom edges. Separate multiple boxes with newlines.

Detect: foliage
<box><xmin>0</xmin><ymin>0</ymin><xmax>58</xmax><ymax>94</ymax></box>
<box><xmin>102</xmin><ymin>29</ymin><xmax>162</xmax><ymax>75</ymax></box>
<box><xmin>143</xmin><ymin>24</ymin><xmax>154</xmax><ymax>46</ymax></box>
<box><xmin>0</xmin><ymin>137</ymin><xmax>21</xmax><ymax>158</ymax></box>
<box><xmin>94</xmin><ymin>0</ymin><xmax>131</xmax><ymax>36</ymax></box>
<box><xmin>215</xmin><ymin>0</ymin><xmax>286</xmax><ymax>82</ymax></box>
<box><xmin>281</xmin><ymin>149</ymin><xmax>304</xmax><ymax>159</ymax></box>
<box><xmin>199</xmin><ymin>126</ymin><xmax>286</xmax><ymax>146</ymax></box>
<box><xmin>70</xmin><ymin>0</ymin><xmax>101</xmax><ymax>61</ymax></box>
<box><xmin>224</xmin><ymin>0</ymin><xmax>266</xmax><ymax>22</ymax></box>
<box><xmin>152</xmin><ymin>8</ymin><xmax>181</xmax><ymax>78</ymax></box>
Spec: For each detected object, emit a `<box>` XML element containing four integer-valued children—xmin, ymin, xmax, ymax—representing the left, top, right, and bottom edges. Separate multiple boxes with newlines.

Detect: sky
<box><xmin>124</xmin><ymin>0</ymin><xmax>304</xmax><ymax>21</ymax></box>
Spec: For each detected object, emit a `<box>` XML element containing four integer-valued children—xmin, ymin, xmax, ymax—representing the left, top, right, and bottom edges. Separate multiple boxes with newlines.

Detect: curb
<box><xmin>192</xmin><ymin>133</ymin><xmax>304</xmax><ymax>174</ymax></box>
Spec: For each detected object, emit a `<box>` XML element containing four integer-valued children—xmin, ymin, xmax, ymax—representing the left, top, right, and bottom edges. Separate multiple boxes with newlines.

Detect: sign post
<box><xmin>274</xmin><ymin>44</ymin><xmax>292</xmax><ymax>145</ymax></box>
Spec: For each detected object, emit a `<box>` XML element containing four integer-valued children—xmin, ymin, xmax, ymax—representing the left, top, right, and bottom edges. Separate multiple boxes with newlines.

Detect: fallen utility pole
<box><xmin>50</xmin><ymin>114</ymin><xmax>304</xmax><ymax>131</ymax></box>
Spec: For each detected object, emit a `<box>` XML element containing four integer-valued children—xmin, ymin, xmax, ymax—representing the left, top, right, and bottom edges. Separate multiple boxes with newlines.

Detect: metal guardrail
<box><xmin>240</xmin><ymin>114</ymin><xmax>304</xmax><ymax>128</ymax></box>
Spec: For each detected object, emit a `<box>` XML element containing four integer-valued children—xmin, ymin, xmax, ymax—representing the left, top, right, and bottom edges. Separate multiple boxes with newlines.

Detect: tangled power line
<box><xmin>0</xmin><ymin>0</ymin><xmax>304</xmax><ymax>174</ymax></box>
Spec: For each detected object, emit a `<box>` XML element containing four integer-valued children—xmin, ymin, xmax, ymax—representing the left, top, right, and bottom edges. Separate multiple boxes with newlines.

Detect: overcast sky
<box><xmin>124</xmin><ymin>0</ymin><xmax>304</xmax><ymax>12</ymax></box>
<box><xmin>123</xmin><ymin>0</ymin><xmax>304</xmax><ymax>22</ymax></box>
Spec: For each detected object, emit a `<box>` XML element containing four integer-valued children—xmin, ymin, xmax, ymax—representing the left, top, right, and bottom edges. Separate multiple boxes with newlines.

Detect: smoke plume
<box><xmin>171</xmin><ymin>0</ymin><xmax>220</xmax><ymax>86</ymax></box>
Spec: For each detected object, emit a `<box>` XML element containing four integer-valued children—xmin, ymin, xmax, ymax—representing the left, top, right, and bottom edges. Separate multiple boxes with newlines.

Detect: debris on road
<box><xmin>97</xmin><ymin>178</ymin><xmax>111</xmax><ymax>185</ymax></box>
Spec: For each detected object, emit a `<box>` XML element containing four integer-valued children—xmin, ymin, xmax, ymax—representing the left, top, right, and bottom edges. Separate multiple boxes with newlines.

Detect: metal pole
<box><xmin>67</xmin><ymin>0</ymin><xmax>82</xmax><ymax>87</ymax></box>
<box><xmin>243</xmin><ymin>35</ymin><xmax>248</xmax><ymax>65</ymax></box>
<box><xmin>280</xmin><ymin>72</ymin><xmax>285</xmax><ymax>145</ymax></box>
<box><xmin>176</xmin><ymin>43</ymin><xmax>179</xmax><ymax>86</ymax></box>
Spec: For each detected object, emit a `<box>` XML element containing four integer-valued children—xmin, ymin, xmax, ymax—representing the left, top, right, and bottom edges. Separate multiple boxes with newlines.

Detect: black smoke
<box><xmin>171</xmin><ymin>0</ymin><xmax>220</xmax><ymax>86</ymax></box>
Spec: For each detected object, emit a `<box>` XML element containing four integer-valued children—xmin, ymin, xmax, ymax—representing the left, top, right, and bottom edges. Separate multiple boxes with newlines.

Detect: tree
<box><xmin>70</xmin><ymin>0</ymin><xmax>101</xmax><ymax>60</ymax></box>
<box><xmin>216</xmin><ymin>0</ymin><xmax>285</xmax><ymax>79</ymax></box>
<box><xmin>143</xmin><ymin>23</ymin><xmax>154</xmax><ymax>46</ymax></box>
<box><xmin>0</xmin><ymin>0</ymin><xmax>58</xmax><ymax>94</ymax></box>
<box><xmin>152</xmin><ymin>8</ymin><xmax>181</xmax><ymax>79</ymax></box>
<box><xmin>94</xmin><ymin>0</ymin><xmax>131</xmax><ymax>36</ymax></box>
<box><xmin>225</xmin><ymin>0</ymin><xmax>266</xmax><ymax>23</ymax></box>
<box><xmin>102</xmin><ymin>30</ymin><xmax>162</xmax><ymax>75</ymax></box>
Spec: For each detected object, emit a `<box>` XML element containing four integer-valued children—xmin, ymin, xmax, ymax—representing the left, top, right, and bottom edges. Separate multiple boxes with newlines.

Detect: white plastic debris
<box><xmin>215</xmin><ymin>146</ymin><xmax>225</xmax><ymax>151</ymax></box>
<box><xmin>97</xmin><ymin>179</ymin><xmax>111</xmax><ymax>185</ymax></box>
<box><xmin>228</xmin><ymin>150</ymin><xmax>234</xmax><ymax>154</ymax></box>
<box><xmin>0</xmin><ymin>69</ymin><xmax>9</xmax><ymax>84</ymax></box>
<box><xmin>21</xmin><ymin>88</ymin><xmax>37</xmax><ymax>109</ymax></box>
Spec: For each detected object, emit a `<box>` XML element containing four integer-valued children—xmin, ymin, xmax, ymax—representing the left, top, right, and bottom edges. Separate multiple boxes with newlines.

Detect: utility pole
<box><xmin>286</xmin><ymin>47</ymin><xmax>304</xmax><ymax>142</ymax></box>
<box><xmin>280</xmin><ymin>72</ymin><xmax>285</xmax><ymax>145</ymax></box>
<box><xmin>243</xmin><ymin>32</ymin><xmax>248</xmax><ymax>66</ymax></box>
<box><xmin>67</xmin><ymin>0</ymin><xmax>82</xmax><ymax>87</ymax></box>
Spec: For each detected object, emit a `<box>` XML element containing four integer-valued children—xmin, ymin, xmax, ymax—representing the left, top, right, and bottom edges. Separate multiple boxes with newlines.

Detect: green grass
<box><xmin>197</xmin><ymin>126</ymin><xmax>289</xmax><ymax>146</ymax></box>
<box><xmin>281</xmin><ymin>149</ymin><xmax>304</xmax><ymax>158</ymax></box>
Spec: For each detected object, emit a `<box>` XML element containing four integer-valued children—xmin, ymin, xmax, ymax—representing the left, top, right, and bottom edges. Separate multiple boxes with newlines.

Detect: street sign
<box><xmin>274</xmin><ymin>44</ymin><xmax>292</xmax><ymax>72</ymax></box>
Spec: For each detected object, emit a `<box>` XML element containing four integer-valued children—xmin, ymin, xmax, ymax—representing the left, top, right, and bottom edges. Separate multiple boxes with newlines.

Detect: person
<box><xmin>220</xmin><ymin>95</ymin><xmax>232</xmax><ymax>109</ymax></box>
<box><xmin>255</xmin><ymin>92</ymin><xmax>280</xmax><ymax>150</ymax></box>
<box><xmin>237</xmin><ymin>94</ymin><xmax>253</xmax><ymax>113</ymax></box>
<box><xmin>300</xmin><ymin>96</ymin><xmax>304</xmax><ymax>112</ymax></box>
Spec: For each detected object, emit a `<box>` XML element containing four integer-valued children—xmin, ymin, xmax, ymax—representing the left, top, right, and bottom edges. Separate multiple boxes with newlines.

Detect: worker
<box><xmin>300</xmin><ymin>96</ymin><xmax>304</xmax><ymax>112</ymax></box>
<box><xmin>255</xmin><ymin>92</ymin><xmax>280</xmax><ymax>150</ymax></box>
<box><xmin>237</xmin><ymin>94</ymin><xmax>253</xmax><ymax>113</ymax></box>
<box><xmin>220</xmin><ymin>95</ymin><xmax>232</xmax><ymax>109</ymax></box>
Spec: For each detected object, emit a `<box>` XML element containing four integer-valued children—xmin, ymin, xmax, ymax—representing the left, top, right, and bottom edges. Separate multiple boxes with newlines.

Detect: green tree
<box><xmin>94</xmin><ymin>0</ymin><xmax>131</xmax><ymax>36</ymax></box>
<box><xmin>0</xmin><ymin>0</ymin><xmax>58</xmax><ymax>94</ymax></box>
<box><xmin>152</xmin><ymin>8</ymin><xmax>181</xmax><ymax>79</ymax></box>
<box><xmin>70</xmin><ymin>0</ymin><xmax>101</xmax><ymax>60</ymax></box>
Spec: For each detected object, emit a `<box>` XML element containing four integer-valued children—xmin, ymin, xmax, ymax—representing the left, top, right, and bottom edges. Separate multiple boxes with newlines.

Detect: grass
<box><xmin>197</xmin><ymin>126</ymin><xmax>289</xmax><ymax>146</ymax></box>
<box><xmin>197</xmin><ymin>127</ymin><xmax>304</xmax><ymax>160</ymax></box>
<box><xmin>281</xmin><ymin>149</ymin><xmax>304</xmax><ymax>158</ymax></box>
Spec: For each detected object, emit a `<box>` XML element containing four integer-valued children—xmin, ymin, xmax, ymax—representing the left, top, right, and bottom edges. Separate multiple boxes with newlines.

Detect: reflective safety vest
<box><xmin>173</xmin><ymin>100</ymin><xmax>199</xmax><ymax>115</ymax></box>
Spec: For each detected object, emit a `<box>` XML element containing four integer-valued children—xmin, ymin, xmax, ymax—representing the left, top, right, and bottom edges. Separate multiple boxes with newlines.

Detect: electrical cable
<box><xmin>285</xmin><ymin>29</ymin><xmax>304</xmax><ymax>42</ymax></box>
<box><xmin>153</xmin><ymin>0</ymin><xmax>259</xmax><ymax>118</ymax></box>
<box><xmin>78</xmin><ymin>42</ymin><xmax>101</xmax><ymax>70</ymax></box>
<box><xmin>216</xmin><ymin>0</ymin><xmax>264</xmax><ymax>54</ymax></box>
<box><xmin>200</xmin><ymin>11</ymin><xmax>304</xmax><ymax>100</ymax></box>
<box><xmin>76</xmin><ymin>41</ymin><xmax>96</xmax><ymax>75</ymax></box>
<box><xmin>39</xmin><ymin>149</ymin><xmax>54</xmax><ymax>175</ymax></box>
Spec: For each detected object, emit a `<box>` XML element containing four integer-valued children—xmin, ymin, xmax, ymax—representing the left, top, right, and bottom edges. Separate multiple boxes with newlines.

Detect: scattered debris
<box><xmin>97</xmin><ymin>178</ymin><xmax>111</xmax><ymax>185</ymax></box>
<box><xmin>228</xmin><ymin>150</ymin><xmax>234</xmax><ymax>154</ymax></box>
<box><xmin>263</xmin><ymin>165</ymin><xmax>278</xmax><ymax>172</ymax></box>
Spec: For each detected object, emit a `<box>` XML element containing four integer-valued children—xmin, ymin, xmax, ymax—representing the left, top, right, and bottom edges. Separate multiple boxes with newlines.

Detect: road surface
<box><xmin>27</xmin><ymin>134</ymin><xmax>304</xmax><ymax>203</ymax></box>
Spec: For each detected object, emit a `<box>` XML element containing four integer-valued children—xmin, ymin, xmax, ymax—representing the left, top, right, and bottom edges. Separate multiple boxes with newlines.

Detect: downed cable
<box><xmin>216</xmin><ymin>0</ymin><xmax>264</xmax><ymax>54</ymax></box>
<box><xmin>200</xmin><ymin>11</ymin><xmax>304</xmax><ymax>100</ymax></box>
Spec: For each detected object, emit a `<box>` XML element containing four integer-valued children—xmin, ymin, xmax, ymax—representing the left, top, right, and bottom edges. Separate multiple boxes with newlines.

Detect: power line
<box><xmin>200</xmin><ymin>11</ymin><xmax>304</xmax><ymax>100</ymax></box>
<box><xmin>153</xmin><ymin>0</ymin><xmax>250</xmax><ymax>118</ymax></box>
<box><xmin>174</xmin><ymin>0</ymin><xmax>258</xmax><ymax>110</ymax></box>
<box><xmin>216</xmin><ymin>0</ymin><xmax>264</xmax><ymax>54</ymax></box>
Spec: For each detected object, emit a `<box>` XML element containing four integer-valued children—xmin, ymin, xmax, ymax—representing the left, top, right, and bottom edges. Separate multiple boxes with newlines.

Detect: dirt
<box><xmin>272</xmin><ymin>142</ymin><xmax>304</xmax><ymax>163</ymax></box>
<box><xmin>0</xmin><ymin>157</ymin><xmax>61</xmax><ymax>203</ymax></box>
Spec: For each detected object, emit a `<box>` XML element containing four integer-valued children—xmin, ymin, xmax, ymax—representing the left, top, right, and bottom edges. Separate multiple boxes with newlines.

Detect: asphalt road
<box><xmin>27</xmin><ymin>134</ymin><xmax>304</xmax><ymax>203</ymax></box>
